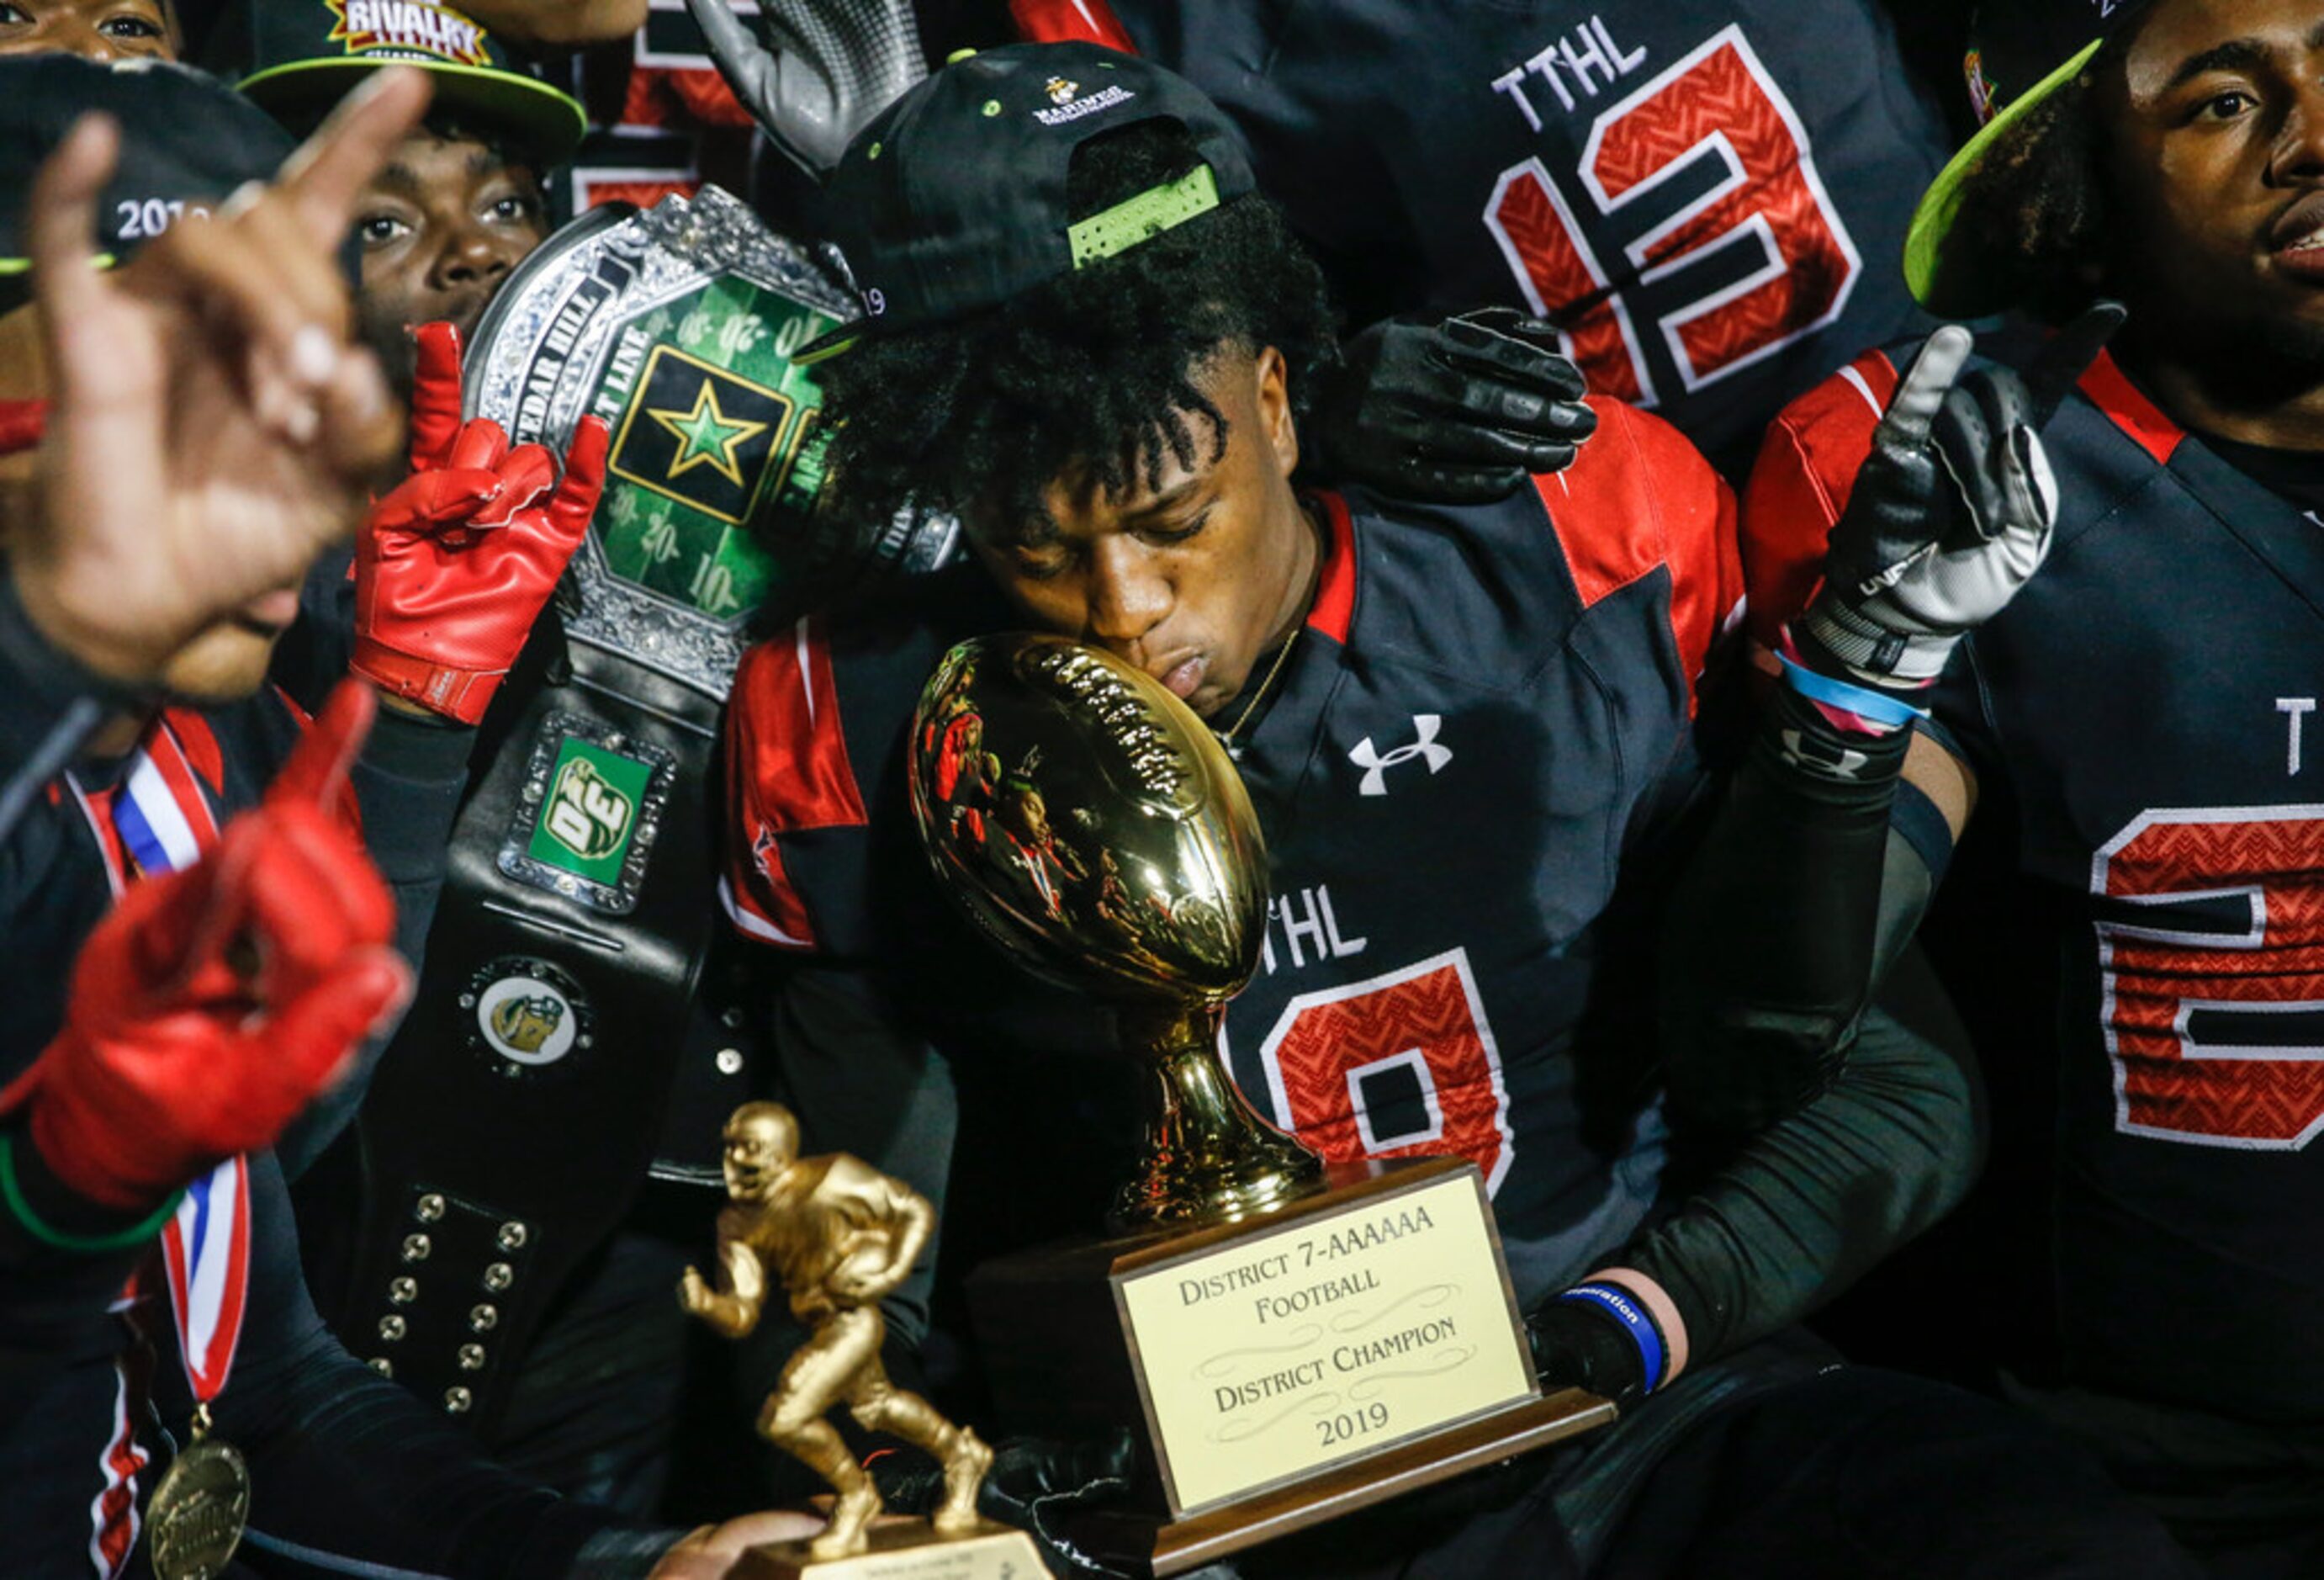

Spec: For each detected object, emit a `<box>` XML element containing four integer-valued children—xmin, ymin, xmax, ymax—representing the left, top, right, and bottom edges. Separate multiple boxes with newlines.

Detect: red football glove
<box><xmin>0</xmin><ymin>683</ymin><xmax>411</xmax><ymax>1211</ymax></box>
<box><xmin>351</xmin><ymin>322</ymin><xmax>608</xmax><ymax>724</ymax></box>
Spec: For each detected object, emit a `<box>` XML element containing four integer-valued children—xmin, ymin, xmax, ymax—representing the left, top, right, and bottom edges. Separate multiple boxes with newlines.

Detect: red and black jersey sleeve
<box><xmin>721</xmin><ymin>618</ymin><xmax>873</xmax><ymax>957</ymax></box>
<box><xmin>721</xmin><ymin>573</ymin><xmax>994</xmax><ymax>962</ymax></box>
<box><xmin>1736</xmin><ymin>346</ymin><xmax>1900</xmax><ymax>660</ymax></box>
<box><xmin>1539</xmin><ymin>396</ymin><xmax>1744</xmax><ymax>717</ymax></box>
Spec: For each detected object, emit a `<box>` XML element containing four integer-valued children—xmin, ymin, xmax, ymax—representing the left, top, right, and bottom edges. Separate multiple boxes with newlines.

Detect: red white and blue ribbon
<box><xmin>156</xmin><ymin>1156</ymin><xmax>252</xmax><ymax>1404</ymax></box>
<box><xmin>66</xmin><ymin>715</ymin><xmax>251</xmax><ymax>1405</ymax></box>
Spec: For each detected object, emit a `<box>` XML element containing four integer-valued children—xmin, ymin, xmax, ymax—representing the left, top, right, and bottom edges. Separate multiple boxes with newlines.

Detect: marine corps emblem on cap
<box><xmin>325</xmin><ymin>0</ymin><xmax>490</xmax><ymax>66</ymax></box>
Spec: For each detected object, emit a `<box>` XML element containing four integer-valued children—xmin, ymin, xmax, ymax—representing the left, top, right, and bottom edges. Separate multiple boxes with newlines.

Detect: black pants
<box><xmin>1250</xmin><ymin>1340</ymin><xmax>2200</xmax><ymax>1580</ymax></box>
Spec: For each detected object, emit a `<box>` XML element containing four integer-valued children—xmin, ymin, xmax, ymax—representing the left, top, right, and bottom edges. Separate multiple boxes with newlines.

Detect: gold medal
<box><xmin>147</xmin><ymin>1407</ymin><xmax>250</xmax><ymax>1580</ymax></box>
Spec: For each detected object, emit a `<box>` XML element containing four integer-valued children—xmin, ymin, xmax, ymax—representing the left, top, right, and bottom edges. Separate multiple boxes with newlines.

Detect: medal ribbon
<box><xmin>156</xmin><ymin>1158</ymin><xmax>251</xmax><ymax>1405</ymax></box>
<box><xmin>66</xmin><ymin>715</ymin><xmax>251</xmax><ymax>1411</ymax></box>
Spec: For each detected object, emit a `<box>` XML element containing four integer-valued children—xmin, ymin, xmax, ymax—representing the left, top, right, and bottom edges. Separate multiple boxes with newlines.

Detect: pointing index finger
<box><xmin>273</xmin><ymin>67</ymin><xmax>433</xmax><ymax>253</ymax></box>
<box><xmin>27</xmin><ymin>114</ymin><xmax>121</xmax><ymax>332</ymax></box>
<box><xmin>1880</xmin><ymin>324</ymin><xmax>1973</xmax><ymax>449</ymax></box>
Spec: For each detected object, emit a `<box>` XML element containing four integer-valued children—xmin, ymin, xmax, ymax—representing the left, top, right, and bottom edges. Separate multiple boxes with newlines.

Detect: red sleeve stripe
<box><xmin>1305</xmin><ymin>490</ymin><xmax>1358</xmax><ymax>644</ymax></box>
<box><xmin>721</xmin><ymin>619</ymin><xmax>869</xmax><ymax>953</ymax></box>
<box><xmin>1535</xmin><ymin>399</ymin><xmax>1740</xmax><ymax>713</ymax></box>
<box><xmin>1008</xmin><ymin>0</ymin><xmax>1138</xmax><ymax>50</ymax></box>
<box><xmin>2078</xmin><ymin>348</ymin><xmax>2184</xmax><ymax>469</ymax></box>
<box><xmin>1739</xmin><ymin>348</ymin><xmax>1896</xmax><ymax>653</ymax></box>
<box><xmin>718</xmin><ymin>871</ymin><xmax>815</xmax><ymax>951</ymax></box>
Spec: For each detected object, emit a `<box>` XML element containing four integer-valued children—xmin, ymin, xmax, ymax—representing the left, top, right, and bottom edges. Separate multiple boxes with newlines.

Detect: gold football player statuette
<box><xmin>680</xmin><ymin>1103</ymin><xmax>993</xmax><ymax>1562</ymax></box>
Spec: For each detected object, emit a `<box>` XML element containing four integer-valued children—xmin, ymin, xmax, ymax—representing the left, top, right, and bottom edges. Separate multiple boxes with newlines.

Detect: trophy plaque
<box><xmin>908</xmin><ymin>636</ymin><xmax>1613</xmax><ymax>1576</ymax></box>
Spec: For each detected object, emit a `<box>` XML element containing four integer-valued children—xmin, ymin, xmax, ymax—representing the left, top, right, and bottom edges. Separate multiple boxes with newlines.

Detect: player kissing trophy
<box><xmin>908</xmin><ymin>635</ymin><xmax>1611</xmax><ymax>1576</ymax></box>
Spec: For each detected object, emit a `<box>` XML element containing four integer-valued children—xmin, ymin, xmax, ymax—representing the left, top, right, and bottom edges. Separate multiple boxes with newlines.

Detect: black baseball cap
<box><xmin>1905</xmin><ymin>0</ymin><xmax>2160</xmax><ymax>316</ymax></box>
<box><xmin>214</xmin><ymin>0</ymin><xmax>585</xmax><ymax>167</ymax></box>
<box><xmin>0</xmin><ymin>56</ymin><xmax>294</xmax><ymax>282</ymax></box>
<box><xmin>797</xmin><ymin>41</ymin><xmax>1257</xmax><ymax>364</ymax></box>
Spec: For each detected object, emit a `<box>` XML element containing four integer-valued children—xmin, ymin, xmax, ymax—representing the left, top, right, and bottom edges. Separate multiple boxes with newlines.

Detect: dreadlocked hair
<box><xmin>1943</xmin><ymin>40</ymin><xmax>2126</xmax><ymax>323</ymax></box>
<box><xmin>813</xmin><ymin>120</ymin><xmax>1340</xmax><ymax>542</ymax></box>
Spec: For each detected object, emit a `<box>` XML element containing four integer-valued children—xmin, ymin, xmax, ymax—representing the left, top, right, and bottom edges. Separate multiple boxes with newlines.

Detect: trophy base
<box><xmin>1055</xmin><ymin>1388</ymin><xmax>1612</xmax><ymax>1578</ymax></box>
<box><xmin>735</xmin><ymin>1519</ymin><xmax>1044</xmax><ymax>1580</ymax></box>
<box><xmin>970</xmin><ymin>1156</ymin><xmax>1618</xmax><ymax>1574</ymax></box>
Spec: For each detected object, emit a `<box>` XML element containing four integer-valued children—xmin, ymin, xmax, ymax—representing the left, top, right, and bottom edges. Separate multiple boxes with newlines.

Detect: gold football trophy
<box><xmin>908</xmin><ymin>635</ymin><xmax>1612</xmax><ymax>1577</ymax></box>
<box><xmin>681</xmin><ymin>1103</ymin><xmax>1041</xmax><ymax>1577</ymax></box>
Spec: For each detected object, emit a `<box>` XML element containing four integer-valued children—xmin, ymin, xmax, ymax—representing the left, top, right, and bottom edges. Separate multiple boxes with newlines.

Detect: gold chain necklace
<box><xmin>1219</xmin><ymin>628</ymin><xmax>1301</xmax><ymax>747</ymax></box>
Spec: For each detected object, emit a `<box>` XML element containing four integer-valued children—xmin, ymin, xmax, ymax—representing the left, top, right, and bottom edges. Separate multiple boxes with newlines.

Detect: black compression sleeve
<box><xmin>771</xmin><ymin>963</ymin><xmax>958</xmax><ymax>1354</ymax></box>
<box><xmin>273</xmin><ymin>705</ymin><xmax>475</xmax><ymax>1178</ymax></box>
<box><xmin>1660</xmin><ymin>682</ymin><xmax>1916</xmax><ymax>1132</ymax></box>
<box><xmin>1627</xmin><ymin>946</ymin><xmax>1984</xmax><ymax>1368</ymax></box>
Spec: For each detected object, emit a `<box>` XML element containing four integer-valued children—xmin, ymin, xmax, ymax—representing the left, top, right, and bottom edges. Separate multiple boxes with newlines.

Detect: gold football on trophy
<box><xmin>908</xmin><ymin>634</ymin><xmax>1321</xmax><ymax>1228</ymax></box>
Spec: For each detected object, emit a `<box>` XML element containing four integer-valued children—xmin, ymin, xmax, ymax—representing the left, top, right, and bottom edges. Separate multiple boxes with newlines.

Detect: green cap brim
<box><xmin>0</xmin><ymin>252</ymin><xmax>118</xmax><ymax>276</ymax></box>
<box><xmin>791</xmin><ymin>326</ymin><xmax>860</xmax><ymax>366</ymax></box>
<box><xmin>240</xmin><ymin>57</ymin><xmax>587</xmax><ymax>166</ymax></box>
<box><xmin>1904</xmin><ymin>38</ymin><xmax>2103</xmax><ymax>318</ymax></box>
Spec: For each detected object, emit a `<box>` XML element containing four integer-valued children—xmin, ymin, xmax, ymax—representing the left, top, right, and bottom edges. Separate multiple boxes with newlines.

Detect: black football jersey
<box><xmin>1008</xmin><ymin>0</ymin><xmax>1951</xmax><ymax>473</ymax></box>
<box><xmin>1748</xmin><ymin>342</ymin><xmax>2324</xmax><ymax>1426</ymax></box>
<box><xmin>725</xmin><ymin>399</ymin><xmax>1742</xmax><ymax>1308</ymax></box>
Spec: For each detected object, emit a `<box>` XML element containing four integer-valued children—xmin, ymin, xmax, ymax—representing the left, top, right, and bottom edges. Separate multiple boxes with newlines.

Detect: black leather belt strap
<box><xmin>322</xmin><ymin>637</ymin><xmax>733</xmax><ymax>1437</ymax></box>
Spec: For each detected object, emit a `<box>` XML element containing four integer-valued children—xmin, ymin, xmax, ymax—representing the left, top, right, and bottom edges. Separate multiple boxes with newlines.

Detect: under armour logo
<box><xmin>1348</xmin><ymin>715</ymin><xmax>1453</xmax><ymax>797</ymax></box>
<box><xmin>1780</xmin><ymin>728</ymin><xmax>1869</xmax><ymax>781</ymax></box>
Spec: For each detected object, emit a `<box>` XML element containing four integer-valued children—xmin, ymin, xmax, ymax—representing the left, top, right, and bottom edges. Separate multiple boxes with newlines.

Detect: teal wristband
<box><xmin>1777</xmin><ymin>653</ymin><xmax>1930</xmax><ymax>729</ymax></box>
<box><xmin>0</xmin><ymin>1132</ymin><xmax>180</xmax><ymax>1254</ymax></box>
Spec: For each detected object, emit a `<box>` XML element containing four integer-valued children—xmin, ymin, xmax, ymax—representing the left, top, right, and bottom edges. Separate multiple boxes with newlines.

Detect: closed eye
<box><xmin>1141</xmin><ymin>506</ymin><xmax>1213</xmax><ymax>544</ymax></box>
<box><xmin>1011</xmin><ymin>548</ymin><xmax>1073</xmax><ymax>582</ymax></box>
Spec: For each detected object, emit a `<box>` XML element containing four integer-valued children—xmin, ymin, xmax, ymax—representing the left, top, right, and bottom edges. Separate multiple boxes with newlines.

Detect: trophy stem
<box><xmin>1109</xmin><ymin>1002</ymin><xmax>1326</xmax><ymax>1233</ymax></box>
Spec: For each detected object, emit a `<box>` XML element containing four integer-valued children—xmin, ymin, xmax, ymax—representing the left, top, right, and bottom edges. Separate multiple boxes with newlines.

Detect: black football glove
<box><xmin>876</xmin><ymin>1429</ymin><xmax>1138</xmax><ymax>1577</ymax></box>
<box><xmin>1795</xmin><ymin>302</ymin><xmax>2124</xmax><ymax>692</ymax></box>
<box><xmin>1305</xmin><ymin>308</ymin><xmax>1596</xmax><ymax>504</ymax></box>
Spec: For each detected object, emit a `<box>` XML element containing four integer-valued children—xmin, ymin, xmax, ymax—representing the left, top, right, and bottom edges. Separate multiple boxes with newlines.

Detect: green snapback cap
<box><xmin>214</xmin><ymin>0</ymin><xmax>585</xmax><ymax>167</ymax></box>
<box><xmin>1905</xmin><ymin>0</ymin><xmax>2157</xmax><ymax>318</ymax></box>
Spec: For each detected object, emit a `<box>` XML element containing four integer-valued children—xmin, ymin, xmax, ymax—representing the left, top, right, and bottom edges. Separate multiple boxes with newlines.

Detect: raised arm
<box><xmin>1661</xmin><ymin>310</ymin><xmax>2117</xmax><ymax>1132</ymax></box>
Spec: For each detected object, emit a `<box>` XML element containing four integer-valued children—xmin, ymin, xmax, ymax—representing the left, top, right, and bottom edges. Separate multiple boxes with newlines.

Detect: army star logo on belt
<box><xmin>609</xmin><ymin>345</ymin><xmax>793</xmax><ymax>528</ymax></box>
<box><xmin>648</xmin><ymin>379</ymin><xmax>769</xmax><ymax>488</ymax></box>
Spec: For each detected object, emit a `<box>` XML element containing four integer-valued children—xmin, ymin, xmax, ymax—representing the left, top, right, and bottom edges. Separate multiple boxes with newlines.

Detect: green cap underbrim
<box><xmin>1904</xmin><ymin>38</ymin><xmax>2103</xmax><ymax>319</ymax></box>
<box><xmin>791</xmin><ymin>330</ymin><xmax>859</xmax><ymax>366</ymax></box>
<box><xmin>0</xmin><ymin>252</ymin><xmax>119</xmax><ymax>276</ymax></box>
<box><xmin>239</xmin><ymin>56</ymin><xmax>587</xmax><ymax>166</ymax></box>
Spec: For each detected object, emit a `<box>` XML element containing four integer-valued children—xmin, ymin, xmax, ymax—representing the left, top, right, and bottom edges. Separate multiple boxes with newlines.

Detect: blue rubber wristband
<box><xmin>1777</xmin><ymin>653</ymin><xmax>1929</xmax><ymax>730</ymax></box>
<box><xmin>1557</xmin><ymin>1281</ymin><xmax>1667</xmax><ymax>1396</ymax></box>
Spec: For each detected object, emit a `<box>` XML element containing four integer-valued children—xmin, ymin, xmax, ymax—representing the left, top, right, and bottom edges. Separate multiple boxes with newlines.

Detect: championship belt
<box><xmin>325</xmin><ymin>190</ymin><xmax>936</xmax><ymax>1434</ymax></box>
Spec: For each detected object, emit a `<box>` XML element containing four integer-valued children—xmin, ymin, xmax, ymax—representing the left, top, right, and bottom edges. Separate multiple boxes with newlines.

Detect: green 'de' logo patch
<box><xmin>529</xmin><ymin>738</ymin><xmax>653</xmax><ymax>884</ymax></box>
